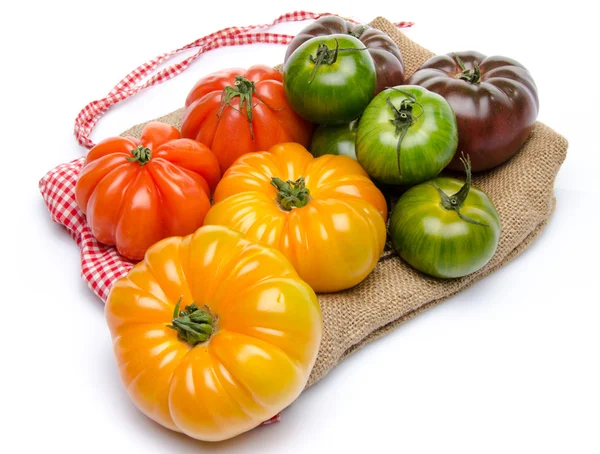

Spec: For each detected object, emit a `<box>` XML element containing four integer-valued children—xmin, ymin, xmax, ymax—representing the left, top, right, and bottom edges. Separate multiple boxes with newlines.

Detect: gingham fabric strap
<box><xmin>73</xmin><ymin>11</ymin><xmax>413</xmax><ymax>149</ymax></box>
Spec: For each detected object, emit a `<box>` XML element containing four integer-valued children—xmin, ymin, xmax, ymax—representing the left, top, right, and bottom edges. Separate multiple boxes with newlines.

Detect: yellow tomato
<box><xmin>105</xmin><ymin>225</ymin><xmax>322</xmax><ymax>442</ymax></box>
<box><xmin>205</xmin><ymin>143</ymin><xmax>387</xmax><ymax>292</ymax></box>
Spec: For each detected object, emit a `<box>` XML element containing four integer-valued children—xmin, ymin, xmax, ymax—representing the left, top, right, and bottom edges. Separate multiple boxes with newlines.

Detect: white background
<box><xmin>2</xmin><ymin>0</ymin><xmax>599</xmax><ymax>452</ymax></box>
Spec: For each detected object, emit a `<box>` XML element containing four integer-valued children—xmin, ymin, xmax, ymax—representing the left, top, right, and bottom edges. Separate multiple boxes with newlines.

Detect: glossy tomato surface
<box><xmin>356</xmin><ymin>85</ymin><xmax>458</xmax><ymax>185</ymax></box>
<box><xmin>390</xmin><ymin>175</ymin><xmax>501</xmax><ymax>278</ymax></box>
<box><xmin>408</xmin><ymin>51</ymin><xmax>539</xmax><ymax>171</ymax></box>
<box><xmin>182</xmin><ymin>65</ymin><xmax>313</xmax><ymax>173</ymax></box>
<box><xmin>284</xmin><ymin>15</ymin><xmax>404</xmax><ymax>94</ymax></box>
<box><xmin>75</xmin><ymin>122</ymin><xmax>220</xmax><ymax>260</ymax></box>
<box><xmin>204</xmin><ymin>143</ymin><xmax>387</xmax><ymax>293</ymax></box>
<box><xmin>310</xmin><ymin>119</ymin><xmax>358</xmax><ymax>159</ymax></box>
<box><xmin>105</xmin><ymin>225</ymin><xmax>322</xmax><ymax>442</ymax></box>
<box><xmin>284</xmin><ymin>34</ymin><xmax>376</xmax><ymax>125</ymax></box>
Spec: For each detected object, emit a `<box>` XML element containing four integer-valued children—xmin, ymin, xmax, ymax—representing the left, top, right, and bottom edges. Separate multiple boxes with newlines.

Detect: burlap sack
<box><xmin>122</xmin><ymin>17</ymin><xmax>568</xmax><ymax>387</ymax></box>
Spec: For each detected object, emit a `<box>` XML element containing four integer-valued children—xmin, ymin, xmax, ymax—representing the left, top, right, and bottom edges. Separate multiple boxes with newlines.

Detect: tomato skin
<box><xmin>204</xmin><ymin>143</ymin><xmax>387</xmax><ymax>293</ymax></box>
<box><xmin>75</xmin><ymin>122</ymin><xmax>221</xmax><ymax>260</ymax></box>
<box><xmin>389</xmin><ymin>177</ymin><xmax>501</xmax><ymax>278</ymax></box>
<box><xmin>105</xmin><ymin>225</ymin><xmax>322</xmax><ymax>442</ymax></box>
<box><xmin>408</xmin><ymin>51</ymin><xmax>539</xmax><ymax>172</ymax></box>
<box><xmin>310</xmin><ymin>119</ymin><xmax>358</xmax><ymax>159</ymax></box>
<box><xmin>284</xmin><ymin>15</ymin><xmax>405</xmax><ymax>95</ymax></box>
<box><xmin>182</xmin><ymin>65</ymin><xmax>313</xmax><ymax>173</ymax></box>
<box><xmin>356</xmin><ymin>85</ymin><xmax>458</xmax><ymax>185</ymax></box>
<box><xmin>283</xmin><ymin>35</ymin><xmax>376</xmax><ymax>125</ymax></box>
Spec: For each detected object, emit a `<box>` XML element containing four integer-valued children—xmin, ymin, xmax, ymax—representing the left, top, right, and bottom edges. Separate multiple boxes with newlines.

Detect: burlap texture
<box><xmin>121</xmin><ymin>17</ymin><xmax>568</xmax><ymax>387</ymax></box>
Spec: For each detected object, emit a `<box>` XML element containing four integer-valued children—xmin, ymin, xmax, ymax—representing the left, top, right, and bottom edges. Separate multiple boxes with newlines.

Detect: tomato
<box><xmin>284</xmin><ymin>15</ymin><xmax>405</xmax><ymax>95</ymax></box>
<box><xmin>389</xmin><ymin>156</ymin><xmax>501</xmax><ymax>278</ymax></box>
<box><xmin>408</xmin><ymin>51</ymin><xmax>539</xmax><ymax>172</ymax></box>
<box><xmin>310</xmin><ymin>119</ymin><xmax>358</xmax><ymax>159</ymax></box>
<box><xmin>283</xmin><ymin>35</ymin><xmax>376</xmax><ymax>124</ymax></box>
<box><xmin>204</xmin><ymin>143</ymin><xmax>387</xmax><ymax>293</ymax></box>
<box><xmin>356</xmin><ymin>85</ymin><xmax>458</xmax><ymax>185</ymax></box>
<box><xmin>105</xmin><ymin>225</ymin><xmax>322</xmax><ymax>441</ymax></box>
<box><xmin>75</xmin><ymin>121</ymin><xmax>220</xmax><ymax>260</ymax></box>
<box><xmin>181</xmin><ymin>65</ymin><xmax>313</xmax><ymax>173</ymax></box>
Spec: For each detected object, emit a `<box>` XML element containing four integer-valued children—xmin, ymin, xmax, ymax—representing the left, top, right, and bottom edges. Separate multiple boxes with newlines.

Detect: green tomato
<box><xmin>389</xmin><ymin>158</ymin><xmax>501</xmax><ymax>278</ymax></box>
<box><xmin>356</xmin><ymin>85</ymin><xmax>458</xmax><ymax>185</ymax></box>
<box><xmin>283</xmin><ymin>34</ymin><xmax>376</xmax><ymax>125</ymax></box>
<box><xmin>310</xmin><ymin>119</ymin><xmax>358</xmax><ymax>159</ymax></box>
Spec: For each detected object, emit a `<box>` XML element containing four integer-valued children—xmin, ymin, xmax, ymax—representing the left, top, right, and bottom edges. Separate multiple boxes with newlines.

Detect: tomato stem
<box><xmin>349</xmin><ymin>25</ymin><xmax>368</xmax><ymax>38</ymax></box>
<box><xmin>308</xmin><ymin>39</ymin><xmax>369</xmax><ymax>84</ymax></box>
<box><xmin>218</xmin><ymin>75</ymin><xmax>273</xmax><ymax>140</ymax></box>
<box><xmin>271</xmin><ymin>177</ymin><xmax>310</xmax><ymax>210</ymax></box>
<box><xmin>431</xmin><ymin>153</ymin><xmax>489</xmax><ymax>226</ymax></box>
<box><xmin>126</xmin><ymin>145</ymin><xmax>152</xmax><ymax>165</ymax></box>
<box><xmin>386</xmin><ymin>88</ymin><xmax>423</xmax><ymax>179</ymax></box>
<box><xmin>167</xmin><ymin>297</ymin><xmax>215</xmax><ymax>346</ymax></box>
<box><xmin>453</xmin><ymin>53</ymin><xmax>481</xmax><ymax>84</ymax></box>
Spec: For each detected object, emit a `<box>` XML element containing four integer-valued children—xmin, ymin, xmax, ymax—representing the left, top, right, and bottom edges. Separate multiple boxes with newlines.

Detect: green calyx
<box><xmin>431</xmin><ymin>153</ymin><xmax>488</xmax><ymax>227</ymax></box>
<box><xmin>308</xmin><ymin>38</ymin><xmax>368</xmax><ymax>84</ymax></box>
<box><xmin>126</xmin><ymin>145</ymin><xmax>152</xmax><ymax>165</ymax></box>
<box><xmin>167</xmin><ymin>297</ymin><xmax>215</xmax><ymax>346</ymax></box>
<box><xmin>218</xmin><ymin>75</ymin><xmax>271</xmax><ymax>140</ymax></box>
<box><xmin>271</xmin><ymin>177</ymin><xmax>310</xmax><ymax>210</ymax></box>
<box><xmin>386</xmin><ymin>88</ymin><xmax>423</xmax><ymax>178</ymax></box>
<box><xmin>348</xmin><ymin>25</ymin><xmax>368</xmax><ymax>38</ymax></box>
<box><xmin>453</xmin><ymin>53</ymin><xmax>481</xmax><ymax>84</ymax></box>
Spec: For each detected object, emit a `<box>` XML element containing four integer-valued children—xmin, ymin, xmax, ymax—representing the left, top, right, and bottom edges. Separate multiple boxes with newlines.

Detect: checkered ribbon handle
<box><xmin>73</xmin><ymin>11</ymin><xmax>413</xmax><ymax>149</ymax></box>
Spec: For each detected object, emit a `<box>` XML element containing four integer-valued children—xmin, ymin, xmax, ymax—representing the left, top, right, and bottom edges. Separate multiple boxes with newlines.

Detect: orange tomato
<box><xmin>105</xmin><ymin>225</ymin><xmax>322</xmax><ymax>441</ymax></box>
<box><xmin>181</xmin><ymin>65</ymin><xmax>313</xmax><ymax>173</ymax></box>
<box><xmin>75</xmin><ymin>122</ymin><xmax>220</xmax><ymax>260</ymax></box>
<box><xmin>205</xmin><ymin>143</ymin><xmax>388</xmax><ymax>292</ymax></box>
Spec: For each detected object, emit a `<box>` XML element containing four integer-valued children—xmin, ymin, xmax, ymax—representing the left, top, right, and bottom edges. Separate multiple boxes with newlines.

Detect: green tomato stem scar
<box><xmin>386</xmin><ymin>88</ymin><xmax>424</xmax><ymax>178</ymax></box>
<box><xmin>430</xmin><ymin>153</ymin><xmax>489</xmax><ymax>227</ymax></box>
<box><xmin>308</xmin><ymin>39</ymin><xmax>369</xmax><ymax>84</ymax></box>
<box><xmin>453</xmin><ymin>53</ymin><xmax>482</xmax><ymax>84</ymax></box>
<box><xmin>167</xmin><ymin>297</ymin><xmax>216</xmax><ymax>346</ymax></box>
<box><xmin>218</xmin><ymin>75</ymin><xmax>279</xmax><ymax>140</ymax></box>
<box><xmin>271</xmin><ymin>176</ymin><xmax>310</xmax><ymax>210</ymax></box>
<box><xmin>126</xmin><ymin>145</ymin><xmax>152</xmax><ymax>165</ymax></box>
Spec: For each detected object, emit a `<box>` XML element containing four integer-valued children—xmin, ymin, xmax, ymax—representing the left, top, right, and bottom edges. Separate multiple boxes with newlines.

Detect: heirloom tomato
<box><xmin>181</xmin><ymin>65</ymin><xmax>313</xmax><ymax>173</ymax></box>
<box><xmin>356</xmin><ymin>85</ymin><xmax>458</xmax><ymax>185</ymax></box>
<box><xmin>389</xmin><ymin>155</ymin><xmax>501</xmax><ymax>278</ymax></box>
<box><xmin>204</xmin><ymin>143</ymin><xmax>387</xmax><ymax>293</ymax></box>
<box><xmin>284</xmin><ymin>15</ymin><xmax>405</xmax><ymax>94</ymax></box>
<box><xmin>283</xmin><ymin>35</ymin><xmax>376</xmax><ymax>124</ymax></box>
<box><xmin>75</xmin><ymin>122</ymin><xmax>220</xmax><ymax>260</ymax></box>
<box><xmin>310</xmin><ymin>119</ymin><xmax>358</xmax><ymax>160</ymax></box>
<box><xmin>408</xmin><ymin>51</ymin><xmax>539</xmax><ymax>171</ymax></box>
<box><xmin>105</xmin><ymin>225</ymin><xmax>322</xmax><ymax>442</ymax></box>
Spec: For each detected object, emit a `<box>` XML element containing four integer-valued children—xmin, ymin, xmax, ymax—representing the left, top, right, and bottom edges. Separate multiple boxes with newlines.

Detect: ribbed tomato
<box><xmin>204</xmin><ymin>143</ymin><xmax>387</xmax><ymax>293</ymax></box>
<box><xmin>75</xmin><ymin>122</ymin><xmax>220</xmax><ymax>260</ymax></box>
<box><xmin>181</xmin><ymin>65</ymin><xmax>313</xmax><ymax>173</ymax></box>
<box><xmin>408</xmin><ymin>51</ymin><xmax>539</xmax><ymax>171</ymax></box>
<box><xmin>106</xmin><ymin>225</ymin><xmax>322</xmax><ymax>441</ymax></box>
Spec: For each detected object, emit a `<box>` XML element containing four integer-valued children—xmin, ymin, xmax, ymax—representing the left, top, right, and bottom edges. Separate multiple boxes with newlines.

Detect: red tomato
<box><xmin>75</xmin><ymin>122</ymin><xmax>221</xmax><ymax>260</ymax></box>
<box><xmin>181</xmin><ymin>65</ymin><xmax>314</xmax><ymax>173</ymax></box>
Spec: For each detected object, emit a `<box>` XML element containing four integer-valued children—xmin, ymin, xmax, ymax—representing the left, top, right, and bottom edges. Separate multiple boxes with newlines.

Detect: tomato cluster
<box><xmin>74</xmin><ymin>15</ymin><xmax>539</xmax><ymax>442</ymax></box>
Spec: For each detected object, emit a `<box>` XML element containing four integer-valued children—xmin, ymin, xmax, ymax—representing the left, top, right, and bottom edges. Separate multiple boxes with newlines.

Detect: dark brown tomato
<box><xmin>284</xmin><ymin>15</ymin><xmax>404</xmax><ymax>94</ymax></box>
<box><xmin>408</xmin><ymin>51</ymin><xmax>539</xmax><ymax>172</ymax></box>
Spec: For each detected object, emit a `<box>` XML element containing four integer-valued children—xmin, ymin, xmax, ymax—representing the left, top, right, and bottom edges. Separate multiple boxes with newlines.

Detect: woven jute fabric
<box><xmin>121</xmin><ymin>17</ymin><xmax>568</xmax><ymax>387</ymax></box>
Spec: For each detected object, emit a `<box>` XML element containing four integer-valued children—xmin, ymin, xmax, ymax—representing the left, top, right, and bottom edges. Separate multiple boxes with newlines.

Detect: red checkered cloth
<box><xmin>39</xmin><ymin>157</ymin><xmax>135</xmax><ymax>301</ymax></box>
<box><xmin>39</xmin><ymin>10</ymin><xmax>411</xmax><ymax>427</ymax></box>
